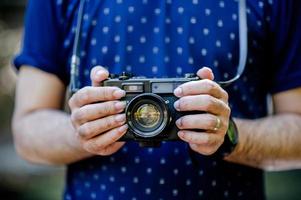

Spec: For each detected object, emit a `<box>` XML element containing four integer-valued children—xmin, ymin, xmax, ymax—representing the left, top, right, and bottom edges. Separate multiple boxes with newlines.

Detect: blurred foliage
<box><xmin>0</xmin><ymin>172</ymin><xmax>64</xmax><ymax>200</ymax></box>
<box><xmin>266</xmin><ymin>170</ymin><xmax>301</xmax><ymax>200</ymax></box>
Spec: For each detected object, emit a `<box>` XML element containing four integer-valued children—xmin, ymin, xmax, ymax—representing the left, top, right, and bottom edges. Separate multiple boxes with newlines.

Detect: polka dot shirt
<box><xmin>14</xmin><ymin>0</ymin><xmax>301</xmax><ymax>199</ymax></box>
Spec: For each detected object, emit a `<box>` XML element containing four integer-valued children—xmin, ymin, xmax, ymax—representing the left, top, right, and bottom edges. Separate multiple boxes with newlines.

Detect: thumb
<box><xmin>90</xmin><ymin>66</ymin><xmax>109</xmax><ymax>86</ymax></box>
<box><xmin>197</xmin><ymin>67</ymin><xmax>214</xmax><ymax>81</ymax></box>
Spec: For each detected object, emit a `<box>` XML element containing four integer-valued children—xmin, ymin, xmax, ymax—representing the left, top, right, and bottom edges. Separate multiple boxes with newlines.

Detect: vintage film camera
<box><xmin>103</xmin><ymin>72</ymin><xmax>200</xmax><ymax>147</ymax></box>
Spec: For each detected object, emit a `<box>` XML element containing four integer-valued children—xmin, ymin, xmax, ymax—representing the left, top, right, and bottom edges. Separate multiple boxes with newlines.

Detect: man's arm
<box><xmin>12</xmin><ymin>66</ymin><xmax>91</xmax><ymax>165</ymax></box>
<box><xmin>225</xmin><ymin>88</ymin><xmax>301</xmax><ymax>171</ymax></box>
<box><xmin>13</xmin><ymin>66</ymin><xmax>128</xmax><ymax>165</ymax></box>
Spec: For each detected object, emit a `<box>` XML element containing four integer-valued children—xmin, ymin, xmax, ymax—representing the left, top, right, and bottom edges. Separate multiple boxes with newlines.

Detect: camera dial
<box><xmin>119</xmin><ymin>72</ymin><xmax>133</xmax><ymax>80</ymax></box>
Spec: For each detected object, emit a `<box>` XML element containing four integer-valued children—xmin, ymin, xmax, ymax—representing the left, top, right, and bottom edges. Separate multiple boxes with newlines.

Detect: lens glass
<box><xmin>134</xmin><ymin>104</ymin><xmax>161</xmax><ymax>128</ymax></box>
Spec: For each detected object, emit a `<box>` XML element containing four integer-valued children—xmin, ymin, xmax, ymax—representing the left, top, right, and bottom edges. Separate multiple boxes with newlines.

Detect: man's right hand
<box><xmin>69</xmin><ymin>66</ymin><xmax>128</xmax><ymax>156</ymax></box>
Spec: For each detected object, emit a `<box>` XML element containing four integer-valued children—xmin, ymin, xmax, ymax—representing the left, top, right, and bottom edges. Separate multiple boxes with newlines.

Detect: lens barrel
<box><xmin>126</xmin><ymin>93</ymin><xmax>170</xmax><ymax>138</ymax></box>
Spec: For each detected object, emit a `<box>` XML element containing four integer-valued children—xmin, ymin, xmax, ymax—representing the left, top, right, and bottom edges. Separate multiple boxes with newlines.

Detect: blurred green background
<box><xmin>0</xmin><ymin>1</ymin><xmax>301</xmax><ymax>199</ymax></box>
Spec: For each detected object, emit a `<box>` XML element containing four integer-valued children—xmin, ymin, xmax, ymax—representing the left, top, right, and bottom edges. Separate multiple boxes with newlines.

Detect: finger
<box><xmin>83</xmin><ymin>125</ymin><xmax>128</xmax><ymax>154</ymax></box>
<box><xmin>197</xmin><ymin>67</ymin><xmax>214</xmax><ymax>80</ymax></box>
<box><xmin>96</xmin><ymin>142</ymin><xmax>125</xmax><ymax>156</ymax></box>
<box><xmin>174</xmin><ymin>95</ymin><xmax>230</xmax><ymax>115</ymax></box>
<box><xmin>90</xmin><ymin>66</ymin><xmax>109</xmax><ymax>86</ymax></box>
<box><xmin>189</xmin><ymin>143</ymin><xmax>221</xmax><ymax>156</ymax></box>
<box><xmin>176</xmin><ymin>114</ymin><xmax>227</xmax><ymax>132</ymax></box>
<box><xmin>72</xmin><ymin>101</ymin><xmax>126</xmax><ymax>125</ymax></box>
<box><xmin>69</xmin><ymin>86</ymin><xmax>126</xmax><ymax>109</ymax></box>
<box><xmin>78</xmin><ymin>114</ymin><xmax>126</xmax><ymax>139</ymax></box>
<box><xmin>174</xmin><ymin>79</ymin><xmax>228</xmax><ymax>102</ymax></box>
<box><xmin>178</xmin><ymin>130</ymin><xmax>223</xmax><ymax>147</ymax></box>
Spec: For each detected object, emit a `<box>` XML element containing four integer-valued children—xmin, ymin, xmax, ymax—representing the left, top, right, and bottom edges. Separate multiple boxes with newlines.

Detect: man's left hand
<box><xmin>174</xmin><ymin>67</ymin><xmax>231</xmax><ymax>155</ymax></box>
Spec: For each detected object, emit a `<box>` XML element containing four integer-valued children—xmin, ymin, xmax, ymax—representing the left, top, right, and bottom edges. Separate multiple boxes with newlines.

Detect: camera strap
<box><xmin>218</xmin><ymin>0</ymin><xmax>248</xmax><ymax>87</ymax></box>
<box><xmin>70</xmin><ymin>0</ymin><xmax>86</xmax><ymax>93</ymax></box>
<box><xmin>69</xmin><ymin>0</ymin><xmax>248</xmax><ymax>92</ymax></box>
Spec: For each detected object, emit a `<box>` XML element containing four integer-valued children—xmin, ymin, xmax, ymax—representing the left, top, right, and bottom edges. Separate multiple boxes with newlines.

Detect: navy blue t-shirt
<box><xmin>14</xmin><ymin>0</ymin><xmax>301</xmax><ymax>199</ymax></box>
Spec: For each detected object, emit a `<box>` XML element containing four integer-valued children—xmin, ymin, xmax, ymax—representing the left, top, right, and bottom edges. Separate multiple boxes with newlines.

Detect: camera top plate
<box><xmin>103</xmin><ymin>72</ymin><xmax>200</xmax><ymax>94</ymax></box>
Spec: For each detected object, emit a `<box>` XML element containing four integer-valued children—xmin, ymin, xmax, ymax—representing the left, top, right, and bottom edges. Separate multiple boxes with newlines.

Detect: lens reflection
<box><xmin>134</xmin><ymin>104</ymin><xmax>161</xmax><ymax>128</ymax></box>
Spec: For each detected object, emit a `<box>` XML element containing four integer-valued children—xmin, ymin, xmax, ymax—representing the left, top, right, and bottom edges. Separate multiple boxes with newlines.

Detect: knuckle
<box><xmin>73</xmin><ymin>109</ymin><xmax>85</xmax><ymax>123</ymax></box>
<box><xmin>68</xmin><ymin>97</ymin><xmax>75</xmax><ymax>109</ymax></box>
<box><xmin>207</xmin><ymin>115</ymin><xmax>217</xmax><ymax>130</ymax></box>
<box><xmin>112</xmin><ymin>101</ymin><xmax>120</xmax><ymax>113</ymax></box>
<box><xmin>204</xmin><ymin>79</ymin><xmax>215</xmax><ymax>91</ymax></box>
<box><xmin>224</xmin><ymin>106</ymin><xmax>231</xmax><ymax>118</ymax></box>
<box><xmin>102</xmin><ymin>87</ymin><xmax>113</xmax><ymax>101</ymax></box>
<box><xmin>70</xmin><ymin>111</ymin><xmax>77</xmax><ymax>124</ymax></box>
<box><xmin>97</xmin><ymin>103</ymin><xmax>108</xmax><ymax>116</ymax></box>
<box><xmin>104</xmin><ymin>103</ymin><xmax>112</xmax><ymax>115</ymax></box>
<box><xmin>208</xmin><ymin>84</ymin><xmax>216</xmax><ymax>94</ymax></box>
<box><xmin>78</xmin><ymin>124</ymin><xmax>92</xmax><ymax>139</ymax></box>
<box><xmin>78</xmin><ymin>87</ymin><xmax>91</xmax><ymax>103</ymax></box>
<box><xmin>70</xmin><ymin>116</ymin><xmax>77</xmax><ymax>127</ymax></box>
<box><xmin>103</xmin><ymin>102</ymin><xmax>112</xmax><ymax>114</ymax></box>
<box><xmin>106</xmin><ymin>102</ymin><xmax>116</xmax><ymax>114</ymax></box>
<box><xmin>80</xmin><ymin>93</ymin><xmax>90</xmax><ymax>103</ymax></box>
<box><xmin>95</xmin><ymin>103</ymin><xmax>107</xmax><ymax>117</ymax></box>
<box><xmin>103</xmin><ymin>116</ymin><xmax>115</xmax><ymax>130</ymax></box>
<box><xmin>223</xmin><ymin>90</ymin><xmax>229</xmax><ymax>101</ymax></box>
<box><xmin>108</xmin><ymin>131</ymin><xmax>118</xmax><ymax>143</ymax></box>
<box><xmin>204</xmin><ymin>95</ymin><xmax>215</xmax><ymax>110</ymax></box>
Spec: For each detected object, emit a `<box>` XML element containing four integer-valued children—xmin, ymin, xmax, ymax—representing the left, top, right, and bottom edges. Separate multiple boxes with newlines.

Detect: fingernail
<box><xmin>113</xmin><ymin>89</ymin><xmax>126</xmax><ymax>98</ymax></box>
<box><xmin>115</xmin><ymin>101</ymin><xmax>126</xmax><ymax>111</ymax></box>
<box><xmin>175</xmin><ymin>118</ymin><xmax>182</xmax><ymax>128</ymax></box>
<box><xmin>95</xmin><ymin>70</ymin><xmax>103</xmax><ymax>80</ymax></box>
<box><xmin>174</xmin><ymin>87</ymin><xmax>183</xmax><ymax>97</ymax></box>
<box><xmin>174</xmin><ymin>100</ymin><xmax>180</xmax><ymax>110</ymax></box>
<box><xmin>115</xmin><ymin>114</ymin><xmax>126</xmax><ymax>122</ymax></box>
<box><xmin>178</xmin><ymin>131</ymin><xmax>185</xmax><ymax>138</ymax></box>
<box><xmin>118</xmin><ymin>124</ymin><xmax>128</xmax><ymax>132</ymax></box>
<box><xmin>96</xmin><ymin>70</ymin><xmax>103</xmax><ymax>76</ymax></box>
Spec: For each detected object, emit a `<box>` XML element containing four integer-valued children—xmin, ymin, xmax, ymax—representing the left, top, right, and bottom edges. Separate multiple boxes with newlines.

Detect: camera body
<box><xmin>103</xmin><ymin>73</ymin><xmax>199</xmax><ymax>147</ymax></box>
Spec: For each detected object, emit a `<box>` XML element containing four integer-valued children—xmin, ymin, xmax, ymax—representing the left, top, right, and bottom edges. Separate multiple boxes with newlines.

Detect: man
<box><xmin>12</xmin><ymin>0</ymin><xmax>301</xmax><ymax>199</ymax></box>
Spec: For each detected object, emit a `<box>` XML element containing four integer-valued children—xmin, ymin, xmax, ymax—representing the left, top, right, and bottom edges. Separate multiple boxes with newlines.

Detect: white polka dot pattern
<box><xmin>60</xmin><ymin>0</ymin><xmax>278</xmax><ymax>199</ymax></box>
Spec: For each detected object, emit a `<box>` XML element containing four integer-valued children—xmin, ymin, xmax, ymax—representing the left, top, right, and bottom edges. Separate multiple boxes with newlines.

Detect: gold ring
<box><xmin>213</xmin><ymin>117</ymin><xmax>221</xmax><ymax>131</ymax></box>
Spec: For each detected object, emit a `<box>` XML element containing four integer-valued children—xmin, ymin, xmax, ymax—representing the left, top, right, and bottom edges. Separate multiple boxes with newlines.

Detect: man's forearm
<box><xmin>13</xmin><ymin>109</ymin><xmax>91</xmax><ymax>165</ymax></box>
<box><xmin>226</xmin><ymin>114</ymin><xmax>301</xmax><ymax>171</ymax></box>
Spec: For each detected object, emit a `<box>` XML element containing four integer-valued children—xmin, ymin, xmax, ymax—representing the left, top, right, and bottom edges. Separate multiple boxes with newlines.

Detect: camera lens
<box><xmin>134</xmin><ymin>104</ymin><xmax>161</xmax><ymax>128</ymax></box>
<box><xmin>126</xmin><ymin>93</ymin><xmax>170</xmax><ymax>138</ymax></box>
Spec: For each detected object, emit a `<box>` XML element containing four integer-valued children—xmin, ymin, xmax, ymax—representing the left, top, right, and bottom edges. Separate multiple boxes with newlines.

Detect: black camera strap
<box><xmin>69</xmin><ymin>0</ymin><xmax>248</xmax><ymax>92</ymax></box>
